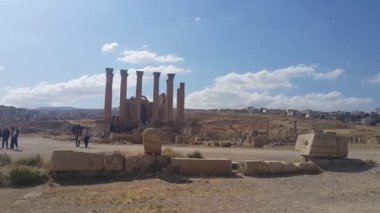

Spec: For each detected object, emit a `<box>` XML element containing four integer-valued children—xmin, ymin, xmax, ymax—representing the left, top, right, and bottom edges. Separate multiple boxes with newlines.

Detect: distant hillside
<box><xmin>36</xmin><ymin>106</ymin><xmax>79</xmax><ymax>111</ymax></box>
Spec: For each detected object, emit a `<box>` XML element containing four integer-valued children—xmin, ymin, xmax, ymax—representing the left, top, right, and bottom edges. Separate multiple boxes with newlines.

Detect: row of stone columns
<box><xmin>103</xmin><ymin>67</ymin><xmax>185</xmax><ymax>131</ymax></box>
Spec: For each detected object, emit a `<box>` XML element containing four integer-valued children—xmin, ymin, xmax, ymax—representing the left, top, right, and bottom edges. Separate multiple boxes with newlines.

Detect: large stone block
<box><xmin>238</xmin><ymin>160</ymin><xmax>269</xmax><ymax>176</ymax></box>
<box><xmin>293</xmin><ymin>162</ymin><xmax>320</xmax><ymax>173</ymax></box>
<box><xmin>171</xmin><ymin>158</ymin><xmax>232</xmax><ymax>176</ymax></box>
<box><xmin>50</xmin><ymin>151</ymin><xmax>104</xmax><ymax>171</ymax></box>
<box><xmin>296</xmin><ymin>131</ymin><xmax>348</xmax><ymax>158</ymax></box>
<box><xmin>266</xmin><ymin>161</ymin><xmax>282</xmax><ymax>174</ymax></box>
<box><xmin>281</xmin><ymin>161</ymin><xmax>300</xmax><ymax>173</ymax></box>
<box><xmin>142</xmin><ymin>128</ymin><xmax>173</xmax><ymax>155</ymax></box>
<box><xmin>104</xmin><ymin>152</ymin><xmax>124</xmax><ymax>171</ymax></box>
<box><xmin>124</xmin><ymin>155</ymin><xmax>170</xmax><ymax>174</ymax></box>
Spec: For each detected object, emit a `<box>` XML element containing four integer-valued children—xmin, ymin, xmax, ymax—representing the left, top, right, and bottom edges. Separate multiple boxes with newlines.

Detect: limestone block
<box><xmin>280</xmin><ymin>161</ymin><xmax>299</xmax><ymax>173</ymax></box>
<box><xmin>131</xmin><ymin>132</ymin><xmax>142</xmax><ymax>144</ymax></box>
<box><xmin>295</xmin><ymin>133</ymin><xmax>314</xmax><ymax>151</ymax></box>
<box><xmin>266</xmin><ymin>161</ymin><xmax>282</xmax><ymax>174</ymax></box>
<box><xmin>104</xmin><ymin>152</ymin><xmax>124</xmax><ymax>171</ymax></box>
<box><xmin>50</xmin><ymin>151</ymin><xmax>104</xmax><ymax>171</ymax></box>
<box><xmin>124</xmin><ymin>156</ymin><xmax>141</xmax><ymax>173</ymax></box>
<box><xmin>293</xmin><ymin>162</ymin><xmax>320</xmax><ymax>173</ymax></box>
<box><xmin>142</xmin><ymin>128</ymin><xmax>172</xmax><ymax>155</ymax></box>
<box><xmin>297</xmin><ymin>132</ymin><xmax>348</xmax><ymax>158</ymax></box>
<box><xmin>238</xmin><ymin>160</ymin><xmax>269</xmax><ymax>176</ymax></box>
<box><xmin>336</xmin><ymin>136</ymin><xmax>348</xmax><ymax>158</ymax></box>
<box><xmin>124</xmin><ymin>155</ymin><xmax>170</xmax><ymax>174</ymax></box>
<box><xmin>171</xmin><ymin>158</ymin><xmax>232</xmax><ymax>176</ymax></box>
<box><xmin>155</xmin><ymin>155</ymin><xmax>171</xmax><ymax>168</ymax></box>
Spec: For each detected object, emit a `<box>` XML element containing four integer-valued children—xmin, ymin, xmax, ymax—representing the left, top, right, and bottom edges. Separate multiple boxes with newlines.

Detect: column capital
<box><xmin>136</xmin><ymin>71</ymin><xmax>144</xmax><ymax>76</ymax></box>
<box><xmin>105</xmin><ymin>67</ymin><xmax>114</xmax><ymax>75</ymax></box>
<box><xmin>153</xmin><ymin>72</ymin><xmax>161</xmax><ymax>77</ymax></box>
<box><xmin>167</xmin><ymin>73</ymin><xmax>175</xmax><ymax>79</ymax></box>
<box><xmin>120</xmin><ymin>69</ymin><xmax>128</xmax><ymax>76</ymax></box>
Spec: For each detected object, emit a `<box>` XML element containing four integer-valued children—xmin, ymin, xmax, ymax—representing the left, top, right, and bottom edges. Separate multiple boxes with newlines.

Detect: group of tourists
<box><xmin>0</xmin><ymin>126</ymin><xmax>19</xmax><ymax>150</ymax></box>
<box><xmin>71</xmin><ymin>124</ymin><xmax>91</xmax><ymax>148</ymax></box>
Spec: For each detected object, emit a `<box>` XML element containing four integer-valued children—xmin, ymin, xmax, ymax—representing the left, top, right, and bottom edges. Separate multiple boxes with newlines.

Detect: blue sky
<box><xmin>0</xmin><ymin>0</ymin><xmax>379</xmax><ymax>111</ymax></box>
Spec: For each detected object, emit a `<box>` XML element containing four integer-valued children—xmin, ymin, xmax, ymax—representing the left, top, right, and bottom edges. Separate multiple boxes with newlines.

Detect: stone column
<box><xmin>177</xmin><ymin>82</ymin><xmax>185</xmax><ymax>124</ymax></box>
<box><xmin>119</xmin><ymin>69</ymin><xmax>128</xmax><ymax>122</ymax></box>
<box><xmin>165</xmin><ymin>73</ymin><xmax>175</xmax><ymax>123</ymax></box>
<box><xmin>104</xmin><ymin>67</ymin><xmax>114</xmax><ymax>136</ymax></box>
<box><xmin>152</xmin><ymin>72</ymin><xmax>161</xmax><ymax>122</ymax></box>
<box><xmin>135</xmin><ymin>71</ymin><xmax>144</xmax><ymax>123</ymax></box>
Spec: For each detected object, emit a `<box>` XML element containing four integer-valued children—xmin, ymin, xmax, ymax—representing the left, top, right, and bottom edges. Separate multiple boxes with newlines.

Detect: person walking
<box><xmin>71</xmin><ymin>124</ymin><xmax>82</xmax><ymax>147</ymax></box>
<box><xmin>10</xmin><ymin>126</ymin><xmax>15</xmax><ymax>149</ymax></box>
<box><xmin>13</xmin><ymin>126</ymin><xmax>19</xmax><ymax>150</ymax></box>
<box><xmin>2</xmin><ymin>127</ymin><xmax>10</xmax><ymax>149</ymax></box>
<box><xmin>83</xmin><ymin>128</ymin><xmax>91</xmax><ymax>148</ymax></box>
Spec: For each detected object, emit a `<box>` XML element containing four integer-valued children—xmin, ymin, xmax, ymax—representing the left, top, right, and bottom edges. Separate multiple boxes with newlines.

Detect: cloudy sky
<box><xmin>0</xmin><ymin>0</ymin><xmax>379</xmax><ymax>111</ymax></box>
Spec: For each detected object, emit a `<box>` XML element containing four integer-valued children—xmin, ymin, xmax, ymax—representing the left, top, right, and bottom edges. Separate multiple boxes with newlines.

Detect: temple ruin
<box><xmin>103</xmin><ymin>68</ymin><xmax>185</xmax><ymax>136</ymax></box>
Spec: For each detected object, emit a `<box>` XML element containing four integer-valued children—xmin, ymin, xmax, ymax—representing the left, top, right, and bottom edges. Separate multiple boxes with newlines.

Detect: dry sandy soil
<box><xmin>0</xmin><ymin>136</ymin><xmax>380</xmax><ymax>213</ymax></box>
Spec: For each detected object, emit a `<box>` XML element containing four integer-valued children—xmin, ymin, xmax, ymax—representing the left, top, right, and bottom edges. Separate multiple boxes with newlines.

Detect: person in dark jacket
<box><xmin>83</xmin><ymin>128</ymin><xmax>91</xmax><ymax>148</ymax></box>
<box><xmin>71</xmin><ymin>125</ymin><xmax>82</xmax><ymax>147</ymax></box>
<box><xmin>10</xmin><ymin>126</ymin><xmax>19</xmax><ymax>150</ymax></box>
<box><xmin>2</xmin><ymin>127</ymin><xmax>10</xmax><ymax>149</ymax></box>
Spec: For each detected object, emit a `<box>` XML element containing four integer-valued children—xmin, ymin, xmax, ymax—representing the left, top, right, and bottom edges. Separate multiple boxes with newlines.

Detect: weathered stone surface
<box><xmin>50</xmin><ymin>151</ymin><xmax>104</xmax><ymax>171</ymax></box>
<box><xmin>296</xmin><ymin>131</ymin><xmax>348</xmax><ymax>158</ymax></box>
<box><xmin>266</xmin><ymin>161</ymin><xmax>282</xmax><ymax>174</ymax></box>
<box><xmin>293</xmin><ymin>162</ymin><xmax>320</xmax><ymax>173</ymax></box>
<box><xmin>281</xmin><ymin>161</ymin><xmax>299</xmax><ymax>173</ymax></box>
<box><xmin>238</xmin><ymin>160</ymin><xmax>269</xmax><ymax>176</ymax></box>
<box><xmin>104</xmin><ymin>152</ymin><xmax>124</xmax><ymax>171</ymax></box>
<box><xmin>124</xmin><ymin>155</ymin><xmax>170</xmax><ymax>174</ymax></box>
<box><xmin>295</xmin><ymin>133</ymin><xmax>313</xmax><ymax>151</ymax></box>
<box><xmin>131</xmin><ymin>132</ymin><xmax>142</xmax><ymax>144</ymax></box>
<box><xmin>171</xmin><ymin>158</ymin><xmax>232</xmax><ymax>176</ymax></box>
<box><xmin>142</xmin><ymin>128</ymin><xmax>172</xmax><ymax>155</ymax></box>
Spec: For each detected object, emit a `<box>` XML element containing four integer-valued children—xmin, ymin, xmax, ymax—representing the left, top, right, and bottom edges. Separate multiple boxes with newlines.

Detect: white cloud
<box><xmin>0</xmin><ymin>67</ymin><xmax>4</xmax><ymax>71</ymax></box>
<box><xmin>212</xmin><ymin>65</ymin><xmax>344</xmax><ymax>91</ymax></box>
<box><xmin>142</xmin><ymin>44</ymin><xmax>149</xmax><ymax>49</ymax></box>
<box><xmin>117</xmin><ymin>50</ymin><xmax>184</xmax><ymax>64</ymax></box>
<box><xmin>0</xmin><ymin>65</ymin><xmax>187</xmax><ymax>108</ymax></box>
<box><xmin>195</xmin><ymin>17</ymin><xmax>201</xmax><ymax>22</ymax></box>
<box><xmin>369</xmin><ymin>73</ymin><xmax>380</xmax><ymax>84</ymax></box>
<box><xmin>186</xmin><ymin>65</ymin><xmax>370</xmax><ymax>111</ymax></box>
<box><xmin>101</xmin><ymin>42</ymin><xmax>119</xmax><ymax>53</ymax></box>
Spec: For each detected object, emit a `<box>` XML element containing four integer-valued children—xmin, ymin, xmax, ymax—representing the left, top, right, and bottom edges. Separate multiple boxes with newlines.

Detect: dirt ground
<box><xmin>0</xmin><ymin>136</ymin><xmax>380</xmax><ymax>213</ymax></box>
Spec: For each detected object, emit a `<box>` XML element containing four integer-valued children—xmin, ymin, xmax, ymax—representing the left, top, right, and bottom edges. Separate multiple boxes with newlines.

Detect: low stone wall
<box><xmin>171</xmin><ymin>158</ymin><xmax>232</xmax><ymax>176</ymax></box>
<box><xmin>238</xmin><ymin>160</ymin><xmax>320</xmax><ymax>176</ymax></box>
<box><xmin>50</xmin><ymin>151</ymin><xmax>105</xmax><ymax>171</ymax></box>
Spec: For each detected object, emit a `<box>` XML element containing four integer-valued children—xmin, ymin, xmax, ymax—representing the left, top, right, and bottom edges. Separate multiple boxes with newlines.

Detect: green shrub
<box><xmin>162</xmin><ymin>148</ymin><xmax>184</xmax><ymax>158</ymax></box>
<box><xmin>187</xmin><ymin>150</ymin><xmax>203</xmax><ymax>159</ymax></box>
<box><xmin>0</xmin><ymin>154</ymin><xmax>12</xmax><ymax>166</ymax></box>
<box><xmin>14</xmin><ymin>155</ymin><xmax>43</xmax><ymax>168</ymax></box>
<box><xmin>9</xmin><ymin>166</ymin><xmax>48</xmax><ymax>187</ymax></box>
